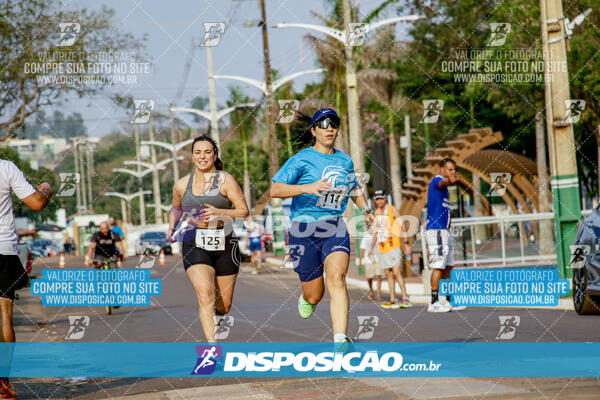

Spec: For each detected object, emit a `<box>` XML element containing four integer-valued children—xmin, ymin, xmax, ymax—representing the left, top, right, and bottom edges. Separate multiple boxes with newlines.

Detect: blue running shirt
<box><xmin>272</xmin><ymin>147</ymin><xmax>358</xmax><ymax>222</ymax></box>
<box><xmin>426</xmin><ymin>175</ymin><xmax>451</xmax><ymax>229</ymax></box>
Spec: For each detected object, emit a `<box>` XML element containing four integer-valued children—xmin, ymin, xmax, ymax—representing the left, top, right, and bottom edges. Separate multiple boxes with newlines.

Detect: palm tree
<box><xmin>227</xmin><ymin>86</ymin><xmax>259</xmax><ymax>208</ymax></box>
<box><xmin>356</xmin><ymin>25</ymin><xmax>422</xmax><ymax>206</ymax></box>
<box><xmin>302</xmin><ymin>9</ymin><xmax>350</xmax><ymax>153</ymax></box>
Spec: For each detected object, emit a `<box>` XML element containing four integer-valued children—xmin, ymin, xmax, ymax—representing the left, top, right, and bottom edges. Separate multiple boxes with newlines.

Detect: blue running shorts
<box><xmin>249</xmin><ymin>237</ymin><xmax>262</xmax><ymax>252</ymax></box>
<box><xmin>288</xmin><ymin>216</ymin><xmax>350</xmax><ymax>282</ymax></box>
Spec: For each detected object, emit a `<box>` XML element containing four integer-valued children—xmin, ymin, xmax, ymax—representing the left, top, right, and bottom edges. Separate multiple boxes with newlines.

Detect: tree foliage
<box><xmin>0</xmin><ymin>0</ymin><xmax>147</xmax><ymax>141</ymax></box>
<box><xmin>0</xmin><ymin>147</ymin><xmax>60</xmax><ymax>224</ymax></box>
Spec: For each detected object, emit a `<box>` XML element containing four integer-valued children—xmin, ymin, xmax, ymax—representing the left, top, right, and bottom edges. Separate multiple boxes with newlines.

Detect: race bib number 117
<box><xmin>316</xmin><ymin>188</ymin><xmax>345</xmax><ymax>210</ymax></box>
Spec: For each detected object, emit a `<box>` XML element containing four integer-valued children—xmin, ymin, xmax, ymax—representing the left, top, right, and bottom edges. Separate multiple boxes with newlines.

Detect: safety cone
<box><xmin>159</xmin><ymin>249</ymin><xmax>166</xmax><ymax>266</ymax></box>
<box><xmin>59</xmin><ymin>252</ymin><xmax>66</xmax><ymax>269</ymax></box>
<box><xmin>50</xmin><ymin>248</ymin><xmax>55</xmax><ymax>257</ymax></box>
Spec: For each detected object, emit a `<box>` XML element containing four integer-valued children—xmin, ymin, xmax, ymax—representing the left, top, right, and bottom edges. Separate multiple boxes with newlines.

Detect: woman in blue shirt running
<box><xmin>271</xmin><ymin>108</ymin><xmax>375</xmax><ymax>346</ymax></box>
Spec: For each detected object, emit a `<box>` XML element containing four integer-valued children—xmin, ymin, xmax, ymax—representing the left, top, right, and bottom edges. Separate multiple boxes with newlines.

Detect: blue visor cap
<box><xmin>311</xmin><ymin>108</ymin><xmax>340</xmax><ymax>126</ymax></box>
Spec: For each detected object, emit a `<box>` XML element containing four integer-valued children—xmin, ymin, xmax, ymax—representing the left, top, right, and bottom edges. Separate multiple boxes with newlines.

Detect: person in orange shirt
<box><xmin>369</xmin><ymin>190</ymin><xmax>412</xmax><ymax>309</ymax></box>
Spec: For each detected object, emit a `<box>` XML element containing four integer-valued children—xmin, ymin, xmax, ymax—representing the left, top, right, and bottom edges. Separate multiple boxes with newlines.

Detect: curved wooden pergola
<box><xmin>399</xmin><ymin>128</ymin><xmax>546</xmax><ymax>225</ymax></box>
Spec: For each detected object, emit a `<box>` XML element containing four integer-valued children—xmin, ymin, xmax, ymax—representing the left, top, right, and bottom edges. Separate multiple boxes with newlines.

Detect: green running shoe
<box><xmin>298</xmin><ymin>295</ymin><xmax>316</xmax><ymax>319</ymax></box>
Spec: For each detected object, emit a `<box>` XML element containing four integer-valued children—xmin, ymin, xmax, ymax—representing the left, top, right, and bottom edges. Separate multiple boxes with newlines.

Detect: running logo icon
<box><xmin>202</xmin><ymin>23</ymin><xmax>225</xmax><ymax>47</ymax></box>
<box><xmin>355</xmin><ymin>316</ymin><xmax>379</xmax><ymax>340</ymax></box>
<box><xmin>488</xmin><ymin>173</ymin><xmax>511</xmax><ymax>196</ymax></box>
<box><xmin>58</xmin><ymin>23</ymin><xmax>80</xmax><ymax>47</ymax></box>
<box><xmin>486</xmin><ymin>23</ymin><xmax>511</xmax><ymax>46</ymax></box>
<box><xmin>137</xmin><ymin>252</ymin><xmax>156</xmax><ymax>269</ymax></box>
<box><xmin>282</xmin><ymin>244</ymin><xmax>305</xmax><ymax>269</ymax></box>
<box><xmin>450</xmin><ymin>226</ymin><xmax>465</xmax><ymax>238</ymax></box>
<box><xmin>349</xmin><ymin>172</ymin><xmax>369</xmax><ymax>197</ymax></box>
<box><xmin>419</xmin><ymin>100</ymin><xmax>444</xmax><ymax>123</ymax></box>
<box><xmin>210</xmin><ymin>316</ymin><xmax>234</xmax><ymax>340</ymax></box>
<box><xmin>131</xmin><ymin>100</ymin><xmax>155</xmax><ymax>124</ymax></box>
<box><xmin>65</xmin><ymin>316</ymin><xmax>90</xmax><ymax>340</ymax></box>
<box><xmin>169</xmin><ymin>208</ymin><xmax>203</xmax><ymax>241</ymax></box>
<box><xmin>567</xmin><ymin>245</ymin><xmax>590</xmax><ymax>269</ymax></box>
<box><xmin>346</xmin><ymin>23</ymin><xmax>369</xmax><ymax>46</ymax></box>
<box><xmin>496</xmin><ymin>316</ymin><xmax>520</xmax><ymax>340</ymax></box>
<box><xmin>203</xmin><ymin>173</ymin><xmax>227</xmax><ymax>197</ymax></box>
<box><xmin>276</xmin><ymin>100</ymin><xmax>299</xmax><ymax>124</ymax></box>
<box><xmin>562</xmin><ymin>100</ymin><xmax>585</xmax><ymax>124</ymax></box>
<box><xmin>191</xmin><ymin>345</ymin><xmax>222</xmax><ymax>375</ymax></box>
<box><xmin>428</xmin><ymin>243</ymin><xmax>449</xmax><ymax>268</ymax></box>
<box><xmin>57</xmin><ymin>173</ymin><xmax>80</xmax><ymax>197</ymax></box>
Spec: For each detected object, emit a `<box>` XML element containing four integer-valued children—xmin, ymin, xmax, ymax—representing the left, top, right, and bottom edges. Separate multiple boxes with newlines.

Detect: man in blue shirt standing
<box><xmin>108</xmin><ymin>216</ymin><xmax>124</xmax><ymax>240</ymax></box>
<box><xmin>108</xmin><ymin>216</ymin><xmax>125</xmax><ymax>258</ymax></box>
<box><xmin>424</xmin><ymin>158</ymin><xmax>464</xmax><ymax>313</ymax></box>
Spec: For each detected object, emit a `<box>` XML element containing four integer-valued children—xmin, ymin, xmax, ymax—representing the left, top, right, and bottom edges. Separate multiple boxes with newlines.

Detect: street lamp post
<box><xmin>72</xmin><ymin>138</ymin><xmax>82</xmax><ymax>213</ymax></box>
<box><xmin>212</xmin><ymin>69</ymin><xmax>325</xmax><ymax>212</ymax></box>
<box><xmin>105</xmin><ymin>191</ymin><xmax>152</xmax><ymax>225</ymax></box>
<box><xmin>123</xmin><ymin>157</ymin><xmax>183</xmax><ymax>172</ymax></box>
<box><xmin>140</xmin><ymin>137</ymin><xmax>194</xmax><ymax>174</ymax></box>
<box><xmin>112</xmin><ymin>166</ymin><xmax>164</xmax><ymax>225</ymax></box>
<box><xmin>123</xmin><ymin>156</ymin><xmax>183</xmax><ymax>224</ymax></box>
<box><xmin>148</xmin><ymin>115</ymin><xmax>164</xmax><ymax>224</ymax></box>
<box><xmin>212</xmin><ymin>68</ymin><xmax>324</xmax><ymax>95</ymax></box>
<box><xmin>273</xmin><ymin>15</ymin><xmax>423</xmax><ymax>173</ymax></box>
<box><xmin>212</xmin><ymin>69</ymin><xmax>324</xmax><ymax>158</ymax></box>
<box><xmin>170</xmin><ymin>103</ymin><xmax>258</xmax><ymax>148</ymax></box>
<box><xmin>540</xmin><ymin>0</ymin><xmax>584</xmax><ymax>276</ymax></box>
<box><xmin>147</xmin><ymin>203</ymin><xmax>172</xmax><ymax>224</ymax></box>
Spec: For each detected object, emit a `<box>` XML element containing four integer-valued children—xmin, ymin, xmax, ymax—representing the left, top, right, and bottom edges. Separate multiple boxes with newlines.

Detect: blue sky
<box><xmin>63</xmin><ymin>0</ymin><xmax>409</xmax><ymax>137</ymax></box>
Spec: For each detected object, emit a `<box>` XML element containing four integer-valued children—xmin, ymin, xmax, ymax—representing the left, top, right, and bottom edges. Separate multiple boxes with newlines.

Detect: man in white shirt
<box><xmin>246</xmin><ymin>216</ymin><xmax>264</xmax><ymax>275</ymax></box>
<box><xmin>0</xmin><ymin>159</ymin><xmax>53</xmax><ymax>399</ymax></box>
<box><xmin>359</xmin><ymin>232</ymin><xmax>381</xmax><ymax>300</ymax></box>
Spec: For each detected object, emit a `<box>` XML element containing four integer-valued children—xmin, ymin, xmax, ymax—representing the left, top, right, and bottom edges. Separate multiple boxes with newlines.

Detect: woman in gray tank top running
<box><xmin>167</xmin><ymin>135</ymin><xmax>249</xmax><ymax>342</ymax></box>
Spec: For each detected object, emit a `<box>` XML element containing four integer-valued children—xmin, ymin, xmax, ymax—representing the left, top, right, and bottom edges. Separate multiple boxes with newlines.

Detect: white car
<box><xmin>232</xmin><ymin>221</ymin><xmax>251</xmax><ymax>260</ymax></box>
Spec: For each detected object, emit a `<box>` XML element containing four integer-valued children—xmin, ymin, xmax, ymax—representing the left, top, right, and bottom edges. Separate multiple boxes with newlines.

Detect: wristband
<box><xmin>361</xmin><ymin>206</ymin><xmax>373</xmax><ymax>215</ymax></box>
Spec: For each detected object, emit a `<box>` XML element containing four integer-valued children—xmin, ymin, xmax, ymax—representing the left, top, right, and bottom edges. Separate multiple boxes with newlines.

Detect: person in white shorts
<box><xmin>424</xmin><ymin>158</ymin><xmax>465</xmax><ymax>312</ymax></box>
<box><xmin>359</xmin><ymin>231</ymin><xmax>380</xmax><ymax>300</ymax></box>
<box><xmin>370</xmin><ymin>190</ymin><xmax>411</xmax><ymax>309</ymax></box>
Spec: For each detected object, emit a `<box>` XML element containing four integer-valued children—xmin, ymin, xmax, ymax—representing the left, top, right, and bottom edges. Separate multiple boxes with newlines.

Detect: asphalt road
<box><xmin>8</xmin><ymin>254</ymin><xmax>600</xmax><ymax>399</ymax></box>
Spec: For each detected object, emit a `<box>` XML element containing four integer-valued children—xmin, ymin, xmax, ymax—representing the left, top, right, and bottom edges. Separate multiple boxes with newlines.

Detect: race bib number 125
<box><xmin>195</xmin><ymin>229</ymin><xmax>225</xmax><ymax>251</ymax></box>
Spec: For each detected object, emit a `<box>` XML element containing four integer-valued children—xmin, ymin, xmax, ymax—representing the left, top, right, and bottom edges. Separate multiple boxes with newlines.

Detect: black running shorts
<box><xmin>181</xmin><ymin>232</ymin><xmax>240</xmax><ymax>276</ymax></box>
<box><xmin>0</xmin><ymin>254</ymin><xmax>26</xmax><ymax>300</ymax></box>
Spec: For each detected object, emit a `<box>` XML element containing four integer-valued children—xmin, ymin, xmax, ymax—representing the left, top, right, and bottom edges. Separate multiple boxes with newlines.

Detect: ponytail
<box><xmin>215</xmin><ymin>156</ymin><xmax>224</xmax><ymax>170</ymax></box>
<box><xmin>290</xmin><ymin>112</ymin><xmax>315</xmax><ymax>151</ymax></box>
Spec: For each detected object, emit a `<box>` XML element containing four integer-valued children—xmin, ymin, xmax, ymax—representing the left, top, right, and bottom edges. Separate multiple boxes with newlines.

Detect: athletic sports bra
<box><xmin>181</xmin><ymin>170</ymin><xmax>232</xmax><ymax>211</ymax></box>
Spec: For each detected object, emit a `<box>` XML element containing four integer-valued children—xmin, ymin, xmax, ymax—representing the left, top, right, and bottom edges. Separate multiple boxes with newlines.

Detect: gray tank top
<box><xmin>181</xmin><ymin>171</ymin><xmax>232</xmax><ymax>210</ymax></box>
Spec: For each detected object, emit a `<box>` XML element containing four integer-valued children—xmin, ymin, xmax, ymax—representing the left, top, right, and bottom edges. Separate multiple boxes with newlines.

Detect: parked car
<box><xmin>31</xmin><ymin>238</ymin><xmax>56</xmax><ymax>258</ymax></box>
<box><xmin>232</xmin><ymin>221</ymin><xmax>251</xmax><ymax>261</ymax></box>
<box><xmin>572</xmin><ymin>206</ymin><xmax>600</xmax><ymax>315</ymax></box>
<box><xmin>136</xmin><ymin>231</ymin><xmax>172</xmax><ymax>255</ymax></box>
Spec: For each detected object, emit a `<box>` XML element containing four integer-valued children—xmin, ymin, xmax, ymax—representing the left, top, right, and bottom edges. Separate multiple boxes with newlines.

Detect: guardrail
<box><xmin>419</xmin><ymin>209</ymin><xmax>595</xmax><ymax>268</ymax></box>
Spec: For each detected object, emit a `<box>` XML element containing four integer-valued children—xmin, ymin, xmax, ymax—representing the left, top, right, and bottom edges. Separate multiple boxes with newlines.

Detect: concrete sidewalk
<box><xmin>101</xmin><ymin>377</ymin><xmax>536</xmax><ymax>400</ymax></box>
<box><xmin>263</xmin><ymin>256</ymin><xmax>575</xmax><ymax>310</ymax></box>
